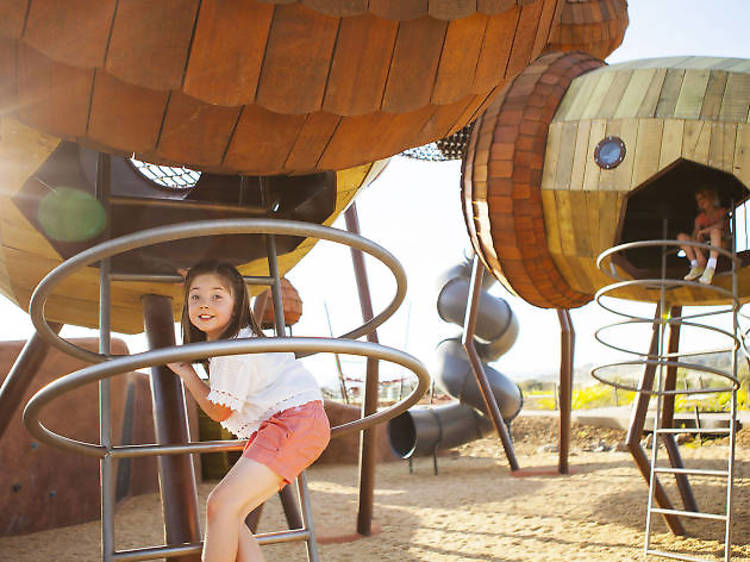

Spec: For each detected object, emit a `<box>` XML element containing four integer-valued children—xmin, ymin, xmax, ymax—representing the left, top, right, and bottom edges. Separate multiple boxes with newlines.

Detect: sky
<box><xmin>1</xmin><ymin>0</ymin><xmax>749</xmax><ymax>392</ymax></box>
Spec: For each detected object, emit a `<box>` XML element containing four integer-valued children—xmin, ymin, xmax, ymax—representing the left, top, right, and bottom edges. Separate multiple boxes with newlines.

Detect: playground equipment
<box><xmin>388</xmin><ymin>260</ymin><xmax>523</xmax><ymax>469</ymax></box>
<box><xmin>460</xmin><ymin>46</ymin><xmax>748</xmax><ymax>560</ymax></box>
<box><xmin>594</xmin><ymin>239</ymin><xmax>741</xmax><ymax>561</ymax></box>
<box><xmin>22</xmin><ymin>212</ymin><xmax>430</xmax><ymax>560</ymax></box>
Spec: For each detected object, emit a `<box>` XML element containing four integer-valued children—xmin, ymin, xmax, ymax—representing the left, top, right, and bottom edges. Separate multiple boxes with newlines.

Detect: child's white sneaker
<box><xmin>683</xmin><ymin>266</ymin><xmax>704</xmax><ymax>281</ymax></box>
<box><xmin>698</xmin><ymin>267</ymin><xmax>715</xmax><ymax>284</ymax></box>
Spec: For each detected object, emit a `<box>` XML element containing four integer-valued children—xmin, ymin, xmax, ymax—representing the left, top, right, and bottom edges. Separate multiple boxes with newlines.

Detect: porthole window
<box><xmin>594</xmin><ymin>136</ymin><xmax>626</xmax><ymax>169</ymax></box>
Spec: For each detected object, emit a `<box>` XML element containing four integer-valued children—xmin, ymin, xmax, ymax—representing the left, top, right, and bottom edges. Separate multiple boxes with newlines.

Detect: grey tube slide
<box><xmin>388</xmin><ymin>261</ymin><xmax>523</xmax><ymax>458</ymax></box>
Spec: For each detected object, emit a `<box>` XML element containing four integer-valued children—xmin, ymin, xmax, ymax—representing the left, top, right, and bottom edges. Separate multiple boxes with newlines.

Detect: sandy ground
<box><xmin>2</xmin><ymin>416</ymin><xmax>749</xmax><ymax>562</ymax></box>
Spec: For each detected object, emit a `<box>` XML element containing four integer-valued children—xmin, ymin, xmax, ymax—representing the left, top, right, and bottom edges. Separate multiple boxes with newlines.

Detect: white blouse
<box><xmin>206</xmin><ymin>327</ymin><xmax>322</xmax><ymax>438</ymax></box>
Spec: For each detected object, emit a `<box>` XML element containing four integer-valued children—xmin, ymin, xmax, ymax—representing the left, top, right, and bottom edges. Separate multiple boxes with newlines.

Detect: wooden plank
<box><xmin>734</xmin><ymin>123</ymin><xmax>750</xmax><ymax>192</ymax></box>
<box><xmin>659</xmin><ymin>118</ymin><xmax>684</xmax><ymax>169</ymax></box>
<box><xmin>530</xmin><ymin>0</ymin><xmax>560</xmax><ymax>57</ymax></box>
<box><xmin>585</xmin><ymin>190</ymin><xmax>601</xmax><ymax>255</ymax></box>
<box><xmin>505</xmin><ymin>1</ymin><xmax>543</xmax><ymax>79</ymax></box>
<box><xmin>552</xmin><ymin>75</ymin><xmax>586</xmax><ymax>122</ymax></box>
<box><xmin>555</xmin><ymin>190</ymin><xmax>577</xmax><ymax>256</ymax></box>
<box><xmin>0</xmin><ymin>37</ymin><xmax>16</xmax><ymax>113</ymax></box>
<box><xmin>182</xmin><ymin>0</ymin><xmax>273</xmax><ymax>106</ymax></box>
<box><xmin>381</xmin><ymin>16</ymin><xmax>447</xmax><ymax>113</ymax></box>
<box><xmin>613</xmin><ymin>68</ymin><xmax>657</xmax><ymax>119</ymax></box>
<box><xmin>673</xmin><ymin>69</ymin><xmax>711</xmax><ymax>120</ymax></box>
<box><xmin>318</xmin><ymin>104</ymin><xmax>435</xmax><ymax>169</ymax></box>
<box><xmin>106</xmin><ymin>0</ymin><xmax>200</xmax><ymax>90</ymax></box>
<box><xmin>598</xmin><ymin>191</ymin><xmax>621</xmax><ymax>258</ymax></box>
<box><xmin>596</xmin><ymin>70</ymin><xmax>634</xmax><ymax>118</ymax></box>
<box><xmin>682</xmin><ymin>119</ymin><xmax>711</xmax><ymax>164</ymax></box>
<box><xmin>0</xmin><ymin>0</ymin><xmax>27</xmax><ymax>39</ymax></box>
<box><xmin>256</xmin><ymin>3</ymin><xmax>338</xmax><ymax>114</ymax></box>
<box><xmin>431</xmin><ymin>13</ymin><xmax>487</xmax><ymax>105</ymax></box>
<box><xmin>568</xmin><ymin>190</ymin><xmax>592</xmax><ymax>257</ymax></box>
<box><xmin>579</xmin><ymin>70</ymin><xmax>616</xmax><ymax>120</ymax></box>
<box><xmin>473</xmin><ymin>7</ymin><xmax>520</xmax><ymax>92</ymax></box>
<box><xmin>611</xmin><ymin>118</ymin><xmax>638</xmax><ymax>191</ymax></box>
<box><xmin>16</xmin><ymin>44</ymin><xmax>93</xmax><ymax>138</ymax></box>
<box><xmin>708</xmin><ymin>122</ymin><xmax>737</xmax><ymax>173</ymax></box>
<box><xmin>582</xmin><ymin>118</ymin><xmax>606</xmax><ymax>191</ymax></box>
<box><xmin>428</xmin><ymin>0</ymin><xmax>476</xmax><ymax>19</ymax></box>
<box><xmin>369</xmin><ymin>0</ymin><xmax>429</xmax><ymax>20</ymax></box>
<box><xmin>569</xmin><ymin>119</ymin><xmax>591</xmax><ymax>190</ymax></box>
<box><xmin>554</xmin><ymin>121</ymin><xmax>578</xmax><ymax>190</ymax></box>
<box><xmin>636</xmin><ymin>68</ymin><xmax>668</xmax><ymax>118</ymax></box>
<box><xmin>719</xmin><ymin>72</ymin><xmax>750</xmax><ymax>122</ymax></box>
<box><xmin>541</xmin><ymin>189</ymin><xmax>562</xmax><ymax>254</ymax></box>
<box><xmin>654</xmin><ymin>68</ymin><xmax>686</xmax><ymax>119</ymax></box>
<box><xmin>699</xmin><ymin>70</ymin><xmax>729</xmax><ymax>121</ymax></box>
<box><xmin>24</xmin><ymin>0</ymin><xmax>116</xmax><ymax>68</ymax></box>
<box><xmin>323</xmin><ymin>13</ymin><xmax>398</xmax><ymax>116</ymax></box>
<box><xmin>222</xmin><ymin>104</ymin><xmax>306</xmax><ymax>174</ymax></box>
<box><xmin>541</xmin><ymin>121</ymin><xmax>563</xmax><ymax>189</ymax></box>
<box><xmin>561</xmin><ymin>73</ymin><xmax>600</xmax><ymax>122</ymax></box>
<box><xmin>0</xmin><ymin>118</ymin><xmax>60</xmax><ymax>199</ymax></box>
<box><xmin>156</xmin><ymin>91</ymin><xmax>241</xmax><ymax>169</ymax></box>
<box><xmin>0</xmin><ymin>197</ymin><xmax>59</xmax><ymax>259</ymax></box>
<box><xmin>283</xmin><ymin>111</ymin><xmax>341</xmax><ymax>171</ymax></box>
<box><xmin>88</xmin><ymin>71</ymin><xmax>169</xmax><ymax>154</ymax></box>
<box><xmin>301</xmin><ymin>0</ymin><xmax>368</xmax><ymax>17</ymax></box>
<box><xmin>631</xmin><ymin>118</ymin><xmax>664</xmax><ymax>189</ymax></box>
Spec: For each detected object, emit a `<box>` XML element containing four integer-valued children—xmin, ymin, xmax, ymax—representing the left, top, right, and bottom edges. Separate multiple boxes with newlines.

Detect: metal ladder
<box><xmin>593</xmin><ymin>237</ymin><xmax>741</xmax><ymax>561</ymax></box>
<box><xmin>21</xmin><ymin>154</ymin><xmax>430</xmax><ymax>561</ymax></box>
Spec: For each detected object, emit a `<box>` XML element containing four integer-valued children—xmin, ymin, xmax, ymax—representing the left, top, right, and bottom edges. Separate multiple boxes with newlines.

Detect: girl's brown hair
<box><xmin>180</xmin><ymin>260</ymin><xmax>265</xmax><ymax>344</ymax></box>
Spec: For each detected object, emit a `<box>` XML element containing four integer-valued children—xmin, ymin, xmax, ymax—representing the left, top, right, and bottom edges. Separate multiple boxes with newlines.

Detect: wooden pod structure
<box><xmin>547</xmin><ymin>0</ymin><xmax>628</xmax><ymax>60</ymax></box>
<box><xmin>0</xmin><ymin>117</ymin><xmax>387</xmax><ymax>333</ymax></box>
<box><xmin>0</xmin><ymin>0</ymin><xmax>571</xmax><ymax>175</ymax></box>
<box><xmin>464</xmin><ymin>53</ymin><xmax>750</xmax><ymax>307</ymax></box>
<box><xmin>254</xmin><ymin>278</ymin><xmax>303</xmax><ymax>327</ymax></box>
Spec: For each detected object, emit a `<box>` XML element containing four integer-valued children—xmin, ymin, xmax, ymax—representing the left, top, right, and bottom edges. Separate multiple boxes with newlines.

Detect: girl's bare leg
<box><xmin>708</xmin><ymin>227</ymin><xmax>723</xmax><ymax>260</ymax></box>
<box><xmin>677</xmin><ymin>232</ymin><xmax>704</xmax><ymax>266</ymax></box>
<box><xmin>202</xmin><ymin>457</ymin><xmax>283</xmax><ymax>562</ymax></box>
<box><xmin>237</xmin><ymin>521</ymin><xmax>263</xmax><ymax>562</ymax></box>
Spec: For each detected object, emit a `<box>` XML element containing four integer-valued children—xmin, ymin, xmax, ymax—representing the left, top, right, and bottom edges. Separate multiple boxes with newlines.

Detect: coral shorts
<box><xmin>243</xmin><ymin>400</ymin><xmax>330</xmax><ymax>487</ymax></box>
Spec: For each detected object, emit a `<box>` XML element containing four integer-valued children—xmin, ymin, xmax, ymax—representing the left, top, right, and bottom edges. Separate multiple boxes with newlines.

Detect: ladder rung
<box><xmin>650</xmin><ymin>507</ymin><xmax>727</xmax><ymax>521</ymax></box>
<box><xmin>654</xmin><ymin>427</ymin><xmax>731</xmax><ymax>435</ymax></box>
<box><xmin>653</xmin><ymin>466</ymin><xmax>729</xmax><ymax>477</ymax></box>
<box><xmin>646</xmin><ymin>548</ymin><xmax>716</xmax><ymax>562</ymax></box>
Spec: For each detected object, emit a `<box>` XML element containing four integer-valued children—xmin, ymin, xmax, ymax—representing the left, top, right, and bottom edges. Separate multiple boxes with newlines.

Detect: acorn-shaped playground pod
<box><xmin>0</xmin><ymin>0</ymin><xmax>600</xmax><ymax>176</ymax></box>
<box><xmin>547</xmin><ymin>0</ymin><xmax>628</xmax><ymax>60</ymax></box>
<box><xmin>463</xmin><ymin>52</ymin><xmax>750</xmax><ymax>307</ymax></box>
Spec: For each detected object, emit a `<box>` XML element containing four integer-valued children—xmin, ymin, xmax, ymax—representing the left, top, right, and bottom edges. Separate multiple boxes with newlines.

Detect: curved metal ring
<box><xmin>23</xmin><ymin>337</ymin><xmax>430</xmax><ymax>458</ymax></box>
<box><xmin>596</xmin><ymin>239</ymin><xmax>741</xmax><ymax>282</ymax></box>
<box><xmin>594</xmin><ymin>318</ymin><xmax>738</xmax><ymax>358</ymax></box>
<box><xmin>29</xmin><ymin>219</ymin><xmax>406</xmax><ymax>363</ymax></box>
<box><xmin>591</xmin><ymin>359</ymin><xmax>740</xmax><ymax>396</ymax></box>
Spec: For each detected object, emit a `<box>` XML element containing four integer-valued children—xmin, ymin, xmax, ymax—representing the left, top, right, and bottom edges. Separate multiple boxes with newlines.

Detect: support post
<box><xmin>625</xmin><ymin>303</ymin><xmax>685</xmax><ymax>536</ymax></box>
<box><xmin>344</xmin><ymin>203</ymin><xmax>379</xmax><ymax>536</ymax></box>
<box><xmin>661</xmin><ymin>305</ymin><xmax>698</xmax><ymax>512</ymax></box>
<box><xmin>142</xmin><ymin>294</ymin><xmax>201</xmax><ymax>561</ymax></box>
<box><xmin>461</xmin><ymin>256</ymin><xmax>519</xmax><ymax>471</ymax></box>
<box><xmin>0</xmin><ymin>323</ymin><xmax>63</xmax><ymax>441</ymax></box>
<box><xmin>556</xmin><ymin>309</ymin><xmax>574</xmax><ymax>474</ymax></box>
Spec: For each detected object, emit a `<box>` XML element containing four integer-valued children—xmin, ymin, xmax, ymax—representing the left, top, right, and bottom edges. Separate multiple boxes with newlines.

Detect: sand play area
<box><xmin>2</xmin><ymin>416</ymin><xmax>748</xmax><ymax>561</ymax></box>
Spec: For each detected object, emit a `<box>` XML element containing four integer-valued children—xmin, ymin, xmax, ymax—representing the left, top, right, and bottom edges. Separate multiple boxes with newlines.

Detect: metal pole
<box><xmin>141</xmin><ymin>294</ymin><xmax>201</xmax><ymax>562</ymax></box>
<box><xmin>260</xmin><ymin>178</ymin><xmax>304</xmax><ymax>531</ymax></box>
<box><xmin>344</xmin><ymin>203</ymin><xmax>379</xmax><ymax>536</ymax></box>
<box><xmin>556</xmin><ymin>309</ymin><xmax>574</xmax><ymax>475</ymax></box>
<box><xmin>96</xmin><ymin>152</ymin><xmax>117</xmax><ymax>562</ymax></box>
<box><xmin>0</xmin><ymin>323</ymin><xmax>62</xmax><ymax>440</ymax></box>
<box><xmin>461</xmin><ymin>256</ymin><xmax>519</xmax><ymax>471</ymax></box>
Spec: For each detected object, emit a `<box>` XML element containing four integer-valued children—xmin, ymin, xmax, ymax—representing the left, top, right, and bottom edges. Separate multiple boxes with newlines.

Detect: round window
<box><xmin>594</xmin><ymin>136</ymin><xmax>626</xmax><ymax>169</ymax></box>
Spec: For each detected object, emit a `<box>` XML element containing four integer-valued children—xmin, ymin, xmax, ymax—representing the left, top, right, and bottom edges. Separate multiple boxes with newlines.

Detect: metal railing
<box><xmin>23</xmin><ymin>218</ymin><xmax>430</xmax><ymax>561</ymax></box>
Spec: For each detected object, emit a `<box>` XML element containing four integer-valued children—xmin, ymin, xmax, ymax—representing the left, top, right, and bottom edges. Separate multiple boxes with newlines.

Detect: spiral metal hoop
<box><xmin>23</xmin><ymin>337</ymin><xmax>430</xmax><ymax>458</ymax></box>
<box><xmin>592</xmin><ymin>239</ymin><xmax>741</xmax><ymax>396</ymax></box>
<box><xmin>29</xmin><ymin>218</ymin><xmax>407</xmax><ymax>364</ymax></box>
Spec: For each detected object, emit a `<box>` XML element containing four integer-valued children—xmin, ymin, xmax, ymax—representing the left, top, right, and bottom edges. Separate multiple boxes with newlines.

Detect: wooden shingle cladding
<box><xmin>547</xmin><ymin>0</ymin><xmax>628</xmax><ymax>60</ymax></box>
<box><xmin>0</xmin><ymin>117</ymin><xmax>388</xmax><ymax>332</ymax></box>
<box><xmin>0</xmin><ymin>0</ymin><xmax>571</xmax><ymax>174</ymax></box>
<box><xmin>462</xmin><ymin>50</ymin><xmax>603</xmax><ymax>309</ymax></box>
